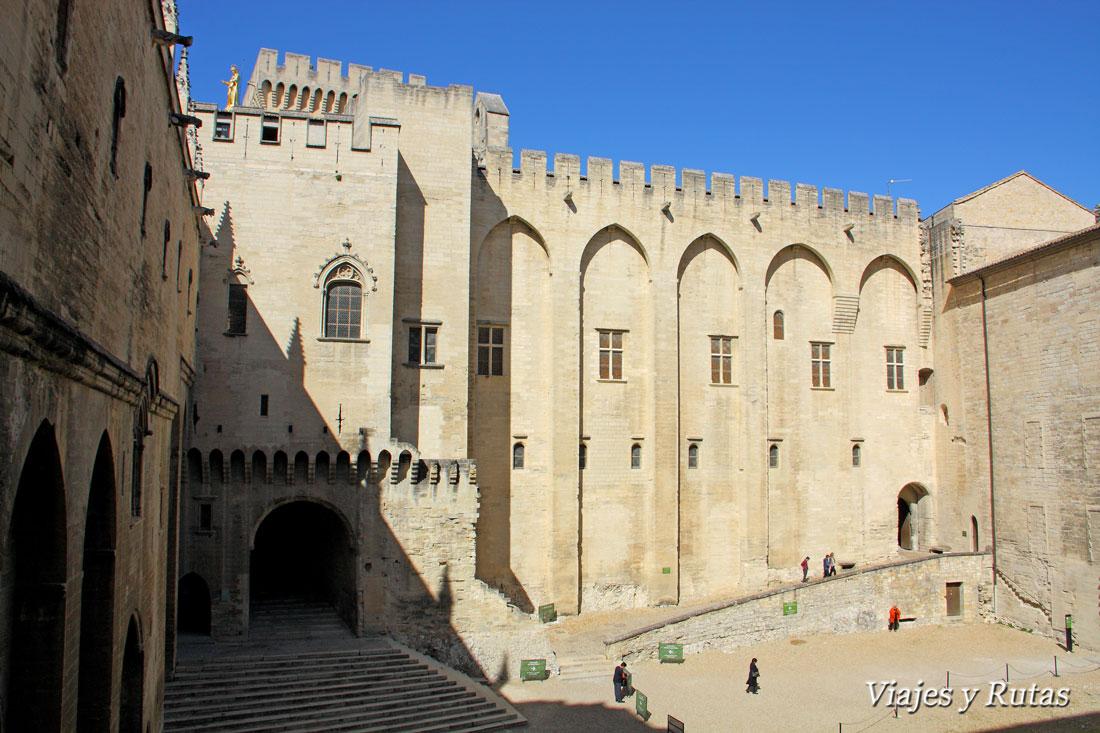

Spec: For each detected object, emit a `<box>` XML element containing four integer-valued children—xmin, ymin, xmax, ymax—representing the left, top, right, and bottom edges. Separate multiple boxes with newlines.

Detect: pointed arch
<box><xmin>858</xmin><ymin>254</ymin><xmax>920</xmax><ymax>301</ymax></box>
<box><xmin>119</xmin><ymin>614</ymin><xmax>144</xmax><ymax>733</ymax></box>
<box><xmin>764</xmin><ymin>243</ymin><xmax>834</xmax><ymax>291</ymax></box>
<box><xmin>6</xmin><ymin>420</ymin><xmax>68</xmax><ymax>731</ymax></box>
<box><xmin>676</xmin><ymin>232</ymin><xmax>740</xmax><ymax>282</ymax></box>
<box><xmin>476</xmin><ymin>215</ymin><xmax>550</xmax><ymax>263</ymax></box>
<box><xmin>580</xmin><ymin>223</ymin><xmax>649</xmax><ymax>276</ymax></box>
<box><xmin>78</xmin><ymin>431</ymin><xmax>117</xmax><ymax>731</ymax></box>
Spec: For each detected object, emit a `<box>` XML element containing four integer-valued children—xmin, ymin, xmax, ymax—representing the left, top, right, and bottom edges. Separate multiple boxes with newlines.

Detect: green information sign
<box><xmin>635</xmin><ymin>689</ymin><xmax>650</xmax><ymax>721</ymax></box>
<box><xmin>658</xmin><ymin>643</ymin><xmax>684</xmax><ymax>663</ymax></box>
<box><xmin>538</xmin><ymin>603</ymin><xmax>557</xmax><ymax>623</ymax></box>
<box><xmin>519</xmin><ymin>659</ymin><xmax>547</xmax><ymax>681</ymax></box>
<box><xmin>783</xmin><ymin>601</ymin><xmax>798</xmax><ymax>616</ymax></box>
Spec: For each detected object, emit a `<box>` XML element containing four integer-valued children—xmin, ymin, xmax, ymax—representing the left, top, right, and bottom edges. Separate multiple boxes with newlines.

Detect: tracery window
<box><xmin>325</xmin><ymin>282</ymin><xmax>362</xmax><ymax>338</ymax></box>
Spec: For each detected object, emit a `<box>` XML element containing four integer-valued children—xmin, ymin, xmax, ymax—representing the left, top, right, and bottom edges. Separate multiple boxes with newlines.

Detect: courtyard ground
<box><xmin>497</xmin><ymin>623</ymin><xmax>1100</xmax><ymax>732</ymax></box>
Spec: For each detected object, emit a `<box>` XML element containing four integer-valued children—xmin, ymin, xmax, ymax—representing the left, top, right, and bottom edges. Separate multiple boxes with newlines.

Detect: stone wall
<box><xmin>0</xmin><ymin>0</ymin><xmax>200</xmax><ymax>729</ymax></box>
<box><xmin>948</xmin><ymin>225</ymin><xmax>1100</xmax><ymax>651</ymax></box>
<box><xmin>605</xmin><ymin>553</ymin><xmax>990</xmax><ymax>661</ymax></box>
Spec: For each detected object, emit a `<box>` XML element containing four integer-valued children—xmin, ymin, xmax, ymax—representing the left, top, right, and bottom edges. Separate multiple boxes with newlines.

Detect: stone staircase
<box><xmin>555</xmin><ymin>653</ymin><xmax>609</xmax><ymax>683</ymax></box>
<box><xmin>166</xmin><ymin>598</ymin><xmax>525</xmax><ymax>731</ymax></box>
<box><xmin>248</xmin><ymin>598</ymin><xmax>355</xmax><ymax>641</ymax></box>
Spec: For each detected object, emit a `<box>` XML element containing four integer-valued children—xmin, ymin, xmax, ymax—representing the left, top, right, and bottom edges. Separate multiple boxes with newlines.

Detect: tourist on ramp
<box><xmin>746</xmin><ymin>658</ymin><xmax>760</xmax><ymax>694</ymax></box>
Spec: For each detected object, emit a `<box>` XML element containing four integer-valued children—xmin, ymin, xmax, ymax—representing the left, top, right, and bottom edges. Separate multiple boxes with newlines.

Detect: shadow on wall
<box><xmin>183</xmin><ymin>202</ymin><xmax>495</xmax><ymax>678</ymax></box>
<box><xmin>468</xmin><ymin>171</ymin><xmax>535</xmax><ymax>614</ymax></box>
<box><xmin>391</xmin><ymin>153</ymin><xmax>425</xmax><ymax>447</ymax></box>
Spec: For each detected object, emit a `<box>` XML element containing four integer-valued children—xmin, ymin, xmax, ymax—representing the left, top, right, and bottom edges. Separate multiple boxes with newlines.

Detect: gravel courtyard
<box><xmin>498</xmin><ymin>623</ymin><xmax>1100</xmax><ymax>732</ymax></box>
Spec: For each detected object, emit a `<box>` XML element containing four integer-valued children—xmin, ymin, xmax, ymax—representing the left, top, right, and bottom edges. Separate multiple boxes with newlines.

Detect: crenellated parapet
<box><xmin>481</xmin><ymin>149</ymin><xmax>919</xmax><ymax>224</ymax></box>
<box><xmin>245</xmin><ymin>48</ymin><xmax>375</xmax><ymax>113</ymax></box>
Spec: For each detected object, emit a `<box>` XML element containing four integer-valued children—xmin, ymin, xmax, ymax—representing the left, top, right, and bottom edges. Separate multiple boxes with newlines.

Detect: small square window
<box><xmin>213</xmin><ymin>111</ymin><xmax>233</xmax><ymax>141</ymax></box>
<box><xmin>306</xmin><ymin>118</ymin><xmax>326</xmax><ymax>148</ymax></box>
<box><xmin>886</xmin><ymin>347</ymin><xmax>905</xmax><ymax>390</ymax></box>
<box><xmin>408</xmin><ymin>325</ymin><xmax>439</xmax><ymax>365</ymax></box>
<box><xmin>811</xmin><ymin>342</ymin><xmax>832</xmax><ymax>388</ymax></box>
<box><xmin>710</xmin><ymin>336</ymin><xmax>735</xmax><ymax>384</ymax></box>
<box><xmin>260</xmin><ymin>115</ymin><xmax>280</xmax><ymax>143</ymax></box>
<box><xmin>477</xmin><ymin>326</ymin><xmax>504</xmax><ymax>376</ymax></box>
<box><xmin>599</xmin><ymin>330</ymin><xmax>624</xmax><ymax>380</ymax></box>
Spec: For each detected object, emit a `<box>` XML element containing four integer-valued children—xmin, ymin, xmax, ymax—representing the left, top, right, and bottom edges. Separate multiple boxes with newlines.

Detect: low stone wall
<box><xmin>605</xmin><ymin>553</ymin><xmax>991</xmax><ymax>662</ymax></box>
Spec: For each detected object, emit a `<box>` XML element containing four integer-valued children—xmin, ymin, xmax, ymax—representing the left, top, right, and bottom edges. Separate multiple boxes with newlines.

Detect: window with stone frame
<box><xmin>852</xmin><ymin>443</ymin><xmax>861</xmax><ymax>467</ymax></box>
<box><xmin>477</xmin><ymin>325</ymin><xmax>504</xmax><ymax>376</ymax></box>
<box><xmin>226</xmin><ymin>283</ymin><xmax>247</xmax><ymax>335</ymax></box>
<box><xmin>688</xmin><ymin>443</ymin><xmax>699</xmax><ymax>469</ymax></box>
<box><xmin>408</xmin><ymin>324</ymin><xmax>439</xmax><ymax>365</ymax></box>
<box><xmin>598</xmin><ymin>330</ymin><xmax>624</xmax><ymax>380</ymax></box>
<box><xmin>773</xmin><ymin>310</ymin><xmax>785</xmax><ymax>340</ymax></box>
<box><xmin>324</xmin><ymin>282</ymin><xmax>362</xmax><ymax>339</ymax></box>
<box><xmin>769</xmin><ymin>443</ymin><xmax>780</xmax><ymax>468</ymax></box>
<box><xmin>886</xmin><ymin>347</ymin><xmax>905</xmax><ymax>390</ymax></box>
<box><xmin>630</xmin><ymin>443</ymin><xmax>641</xmax><ymax>469</ymax></box>
<box><xmin>710</xmin><ymin>335</ymin><xmax>734</xmax><ymax>384</ymax></box>
<box><xmin>512</xmin><ymin>442</ymin><xmax>524</xmax><ymax>470</ymax></box>
<box><xmin>811</xmin><ymin>342</ymin><xmax>832</xmax><ymax>388</ymax></box>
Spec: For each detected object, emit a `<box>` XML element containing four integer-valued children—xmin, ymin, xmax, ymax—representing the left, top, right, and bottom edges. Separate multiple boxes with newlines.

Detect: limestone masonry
<box><xmin>1</xmin><ymin>10</ymin><xmax>1097</xmax><ymax>728</ymax></box>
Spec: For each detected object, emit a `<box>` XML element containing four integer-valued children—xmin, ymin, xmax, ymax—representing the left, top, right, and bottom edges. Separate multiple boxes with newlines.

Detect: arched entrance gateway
<box><xmin>898</xmin><ymin>483</ymin><xmax>930</xmax><ymax>551</ymax></box>
<box><xmin>249</xmin><ymin>500</ymin><xmax>357</xmax><ymax>631</ymax></box>
<box><xmin>177</xmin><ymin>572</ymin><xmax>212</xmax><ymax>634</ymax></box>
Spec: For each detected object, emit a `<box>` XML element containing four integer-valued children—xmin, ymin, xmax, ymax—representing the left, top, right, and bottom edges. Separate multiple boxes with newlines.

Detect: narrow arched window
<box><xmin>325</xmin><ymin>282</ymin><xmax>362</xmax><ymax>338</ymax></box>
<box><xmin>579</xmin><ymin>443</ymin><xmax>587</xmax><ymax>470</ymax></box>
<box><xmin>512</xmin><ymin>443</ymin><xmax>524</xmax><ymax>470</ymax></box>
<box><xmin>769</xmin><ymin>444</ymin><xmax>779</xmax><ymax>468</ymax></box>
<box><xmin>852</xmin><ymin>443</ymin><xmax>861</xmax><ymax>467</ymax></box>
<box><xmin>110</xmin><ymin>77</ymin><xmax>126</xmax><ymax>178</ymax></box>
<box><xmin>688</xmin><ymin>444</ymin><xmax>699</xmax><ymax>469</ymax></box>
<box><xmin>630</xmin><ymin>444</ymin><xmax>641</xmax><ymax>469</ymax></box>
<box><xmin>773</xmin><ymin>311</ymin><xmax>785</xmax><ymax>340</ymax></box>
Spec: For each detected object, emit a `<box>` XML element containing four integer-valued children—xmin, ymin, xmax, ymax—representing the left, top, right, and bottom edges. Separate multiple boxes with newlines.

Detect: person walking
<box><xmin>828</xmin><ymin>553</ymin><xmax>837</xmax><ymax>577</ymax></box>
<box><xmin>613</xmin><ymin>661</ymin><xmax>628</xmax><ymax>702</ymax></box>
<box><xmin>746</xmin><ymin>658</ymin><xmax>760</xmax><ymax>694</ymax></box>
<box><xmin>888</xmin><ymin>604</ymin><xmax>901</xmax><ymax>631</ymax></box>
<box><xmin>801</xmin><ymin>556</ymin><xmax>810</xmax><ymax>582</ymax></box>
<box><xmin>823</xmin><ymin>554</ymin><xmax>830</xmax><ymax>579</ymax></box>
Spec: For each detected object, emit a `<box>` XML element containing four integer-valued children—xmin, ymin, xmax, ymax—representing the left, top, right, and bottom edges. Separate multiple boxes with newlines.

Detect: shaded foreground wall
<box><xmin>605</xmin><ymin>553</ymin><xmax>990</xmax><ymax>661</ymax></box>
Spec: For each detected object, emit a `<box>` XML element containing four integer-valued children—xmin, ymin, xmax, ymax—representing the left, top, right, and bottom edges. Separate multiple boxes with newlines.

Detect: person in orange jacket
<box><xmin>889</xmin><ymin>604</ymin><xmax>901</xmax><ymax>631</ymax></box>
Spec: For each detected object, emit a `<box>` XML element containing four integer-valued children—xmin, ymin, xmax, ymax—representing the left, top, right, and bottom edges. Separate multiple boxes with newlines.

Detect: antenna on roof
<box><xmin>887</xmin><ymin>179</ymin><xmax>912</xmax><ymax>198</ymax></box>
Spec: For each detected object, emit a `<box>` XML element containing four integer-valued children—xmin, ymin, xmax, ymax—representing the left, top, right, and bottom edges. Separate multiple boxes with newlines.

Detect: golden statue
<box><xmin>221</xmin><ymin>65</ymin><xmax>240</xmax><ymax>108</ymax></box>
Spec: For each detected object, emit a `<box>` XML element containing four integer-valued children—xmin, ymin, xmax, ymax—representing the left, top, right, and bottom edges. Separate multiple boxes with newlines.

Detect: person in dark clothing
<box><xmin>823</xmin><ymin>554</ymin><xmax>830</xmax><ymax>578</ymax></box>
<box><xmin>746</xmin><ymin>658</ymin><xmax>760</xmax><ymax>694</ymax></box>
<box><xmin>613</xmin><ymin>661</ymin><xmax>628</xmax><ymax>702</ymax></box>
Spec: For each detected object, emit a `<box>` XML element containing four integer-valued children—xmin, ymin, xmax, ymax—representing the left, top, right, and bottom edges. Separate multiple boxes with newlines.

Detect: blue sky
<box><xmin>183</xmin><ymin>0</ymin><xmax>1099</xmax><ymax>216</ymax></box>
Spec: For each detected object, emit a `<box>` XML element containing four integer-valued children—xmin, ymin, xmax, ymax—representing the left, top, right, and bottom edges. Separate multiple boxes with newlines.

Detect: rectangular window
<box><xmin>306</xmin><ymin>118</ymin><xmax>326</xmax><ymax>147</ymax></box>
<box><xmin>199</xmin><ymin>503</ymin><xmax>212</xmax><ymax>531</ymax></box>
<box><xmin>598</xmin><ymin>330</ymin><xmax>624</xmax><ymax>380</ymax></box>
<box><xmin>213</xmin><ymin>111</ymin><xmax>233</xmax><ymax>141</ymax></box>
<box><xmin>710</xmin><ymin>336</ymin><xmax>734</xmax><ymax>384</ymax></box>
<box><xmin>811</xmin><ymin>342</ymin><xmax>831</xmax><ymax>388</ymax></box>
<box><xmin>260</xmin><ymin>114</ymin><xmax>280</xmax><ymax>143</ymax></box>
<box><xmin>477</xmin><ymin>326</ymin><xmax>504</xmax><ymax>376</ymax></box>
<box><xmin>259</xmin><ymin>394</ymin><xmax>269</xmax><ymax>416</ymax></box>
<box><xmin>886</xmin><ymin>347</ymin><xmax>905</xmax><ymax>390</ymax></box>
<box><xmin>408</xmin><ymin>325</ymin><xmax>438</xmax><ymax>365</ymax></box>
<box><xmin>226</xmin><ymin>283</ymin><xmax>247</xmax><ymax>335</ymax></box>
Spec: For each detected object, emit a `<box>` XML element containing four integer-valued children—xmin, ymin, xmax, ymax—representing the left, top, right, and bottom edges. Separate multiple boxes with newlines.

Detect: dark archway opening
<box><xmin>897</xmin><ymin>498</ymin><xmax>913</xmax><ymax>550</ymax></box>
<box><xmin>178</xmin><ymin>573</ymin><xmax>211</xmax><ymax>634</ymax></box>
<box><xmin>250</xmin><ymin>501</ymin><xmax>355</xmax><ymax>630</ymax></box>
<box><xmin>119</xmin><ymin>616</ymin><xmax>144</xmax><ymax>733</ymax></box>
<box><xmin>897</xmin><ymin>483</ymin><xmax>929</xmax><ymax>551</ymax></box>
<box><xmin>78</xmin><ymin>433</ymin><xmax>118</xmax><ymax>733</ymax></box>
<box><xmin>971</xmin><ymin>515</ymin><xmax>980</xmax><ymax>553</ymax></box>
<box><xmin>6</xmin><ymin>421</ymin><xmax>68</xmax><ymax>732</ymax></box>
